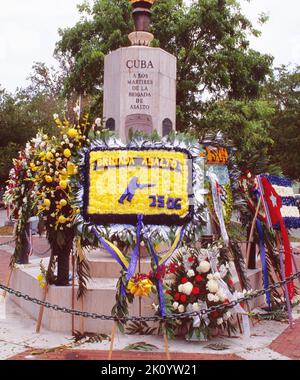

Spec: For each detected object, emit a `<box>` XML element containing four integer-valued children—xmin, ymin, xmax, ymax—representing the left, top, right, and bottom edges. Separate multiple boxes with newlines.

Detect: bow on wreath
<box><xmin>92</xmin><ymin>218</ymin><xmax>186</xmax><ymax>317</ymax></box>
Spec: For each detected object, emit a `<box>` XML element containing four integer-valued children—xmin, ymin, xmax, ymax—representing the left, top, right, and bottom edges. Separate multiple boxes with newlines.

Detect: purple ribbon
<box><xmin>92</xmin><ymin>227</ymin><xmax>127</xmax><ymax>271</ymax></box>
<box><xmin>125</xmin><ymin>215</ymin><xmax>143</xmax><ymax>283</ymax></box>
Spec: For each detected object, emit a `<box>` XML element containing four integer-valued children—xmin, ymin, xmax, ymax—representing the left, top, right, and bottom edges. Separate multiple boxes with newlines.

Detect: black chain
<box><xmin>1</xmin><ymin>271</ymin><xmax>300</xmax><ymax>323</ymax></box>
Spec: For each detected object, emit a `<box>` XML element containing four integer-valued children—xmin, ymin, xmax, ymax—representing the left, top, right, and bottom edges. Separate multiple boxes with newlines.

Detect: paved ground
<box><xmin>1</xmin><ymin>235</ymin><xmax>300</xmax><ymax>361</ymax></box>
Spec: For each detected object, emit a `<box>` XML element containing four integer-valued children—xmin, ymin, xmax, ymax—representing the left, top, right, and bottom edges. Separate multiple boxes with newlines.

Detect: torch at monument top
<box><xmin>128</xmin><ymin>0</ymin><xmax>156</xmax><ymax>46</ymax></box>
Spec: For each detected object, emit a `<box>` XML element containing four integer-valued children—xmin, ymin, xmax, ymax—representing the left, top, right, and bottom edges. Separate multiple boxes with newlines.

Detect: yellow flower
<box><xmin>45</xmin><ymin>175</ymin><xmax>53</xmax><ymax>183</ymax></box>
<box><xmin>127</xmin><ymin>277</ymin><xmax>153</xmax><ymax>297</ymax></box>
<box><xmin>60</xmin><ymin>199</ymin><xmax>68</xmax><ymax>207</ymax></box>
<box><xmin>44</xmin><ymin>198</ymin><xmax>51</xmax><ymax>208</ymax></box>
<box><xmin>37</xmin><ymin>274</ymin><xmax>44</xmax><ymax>282</ymax></box>
<box><xmin>63</xmin><ymin>149</ymin><xmax>72</xmax><ymax>158</ymax></box>
<box><xmin>67</xmin><ymin>162</ymin><xmax>77</xmax><ymax>175</ymax></box>
<box><xmin>59</xmin><ymin>179</ymin><xmax>68</xmax><ymax>190</ymax></box>
<box><xmin>46</xmin><ymin>151</ymin><xmax>54</xmax><ymax>161</ymax></box>
<box><xmin>58</xmin><ymin>215</ymin><xmax>67</xmax><ymax>224</ymax></box>
<box><xmin>67</xmin><ymin>128</ymin><xmax>79</xmax><ymax>139</ymax></box>
<box><xmin>30</xmin><ymin>163</ymin><xmax>37</xmax><ymax>171</ymax></box>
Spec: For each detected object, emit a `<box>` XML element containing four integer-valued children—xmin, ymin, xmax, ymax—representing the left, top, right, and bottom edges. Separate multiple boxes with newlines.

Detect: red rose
<box><xmin>211</xmin><ymin>311</ymin><xmax>219</xmax><ymax>319</ymax></box>
<box><xmin>165</xmin><ymin>290</ymin><xmax>171</xmax><ymax>295</ymax></box>
<box><xmin>180</xmin><ymin>294</ymin><xmax>187</xmax><ymax>303</ymax></box>
<box><xmin>228</xmin><ymin>278</ymin><xmax>234</xmax><ymax>286</ymax></box>
<box><xmin>192</xmin><ymin>287</ymin><xmax>200</xmax><ymax>295</ymax></box>
<box><xmin>188</xmin><ymin>257</ymin><xmax>194</xmax><ymax>263</ymax></box>
<box><xmin>195</xmin><ymin>275</ymin><xmax>202</xmax><ymax>282</ymax></box>
<box><xmin>181</xmin><ymin>277</ymin><xmax>188</xmax><ymax>284</ymax></box>
<box><xmin>174</xmin><ymin>293</ymin><xmax>180</xmax><ymax>301</ymax></box>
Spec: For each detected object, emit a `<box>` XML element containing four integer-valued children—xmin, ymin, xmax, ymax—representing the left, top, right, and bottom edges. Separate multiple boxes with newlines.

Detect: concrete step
<box><xmin>9</xmin><ymin>258</ymin><xmax>264</xmax><ymax>335</ymax></box>
<box><xmin>9</xmin><ymin>258</ymin><xmax>154</xmax><ymax>335</ymax></box>
<box><xmin>86</xmin><ymin>249</ymin><xmax>152</xmax><ymax>278</ymax></box>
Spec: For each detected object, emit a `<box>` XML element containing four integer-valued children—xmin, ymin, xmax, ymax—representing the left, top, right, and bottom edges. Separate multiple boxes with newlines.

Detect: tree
<box><xmin>55</xmin><ymin>0</ymin><xmax>273</xmax><ymax>130</ymax></box>
<box><xmin>197</xmin><ymin>99</ymin><xmax>279</xmax><ymax>173</ymax></box>
<box><xmin>0</xmin><ymin>64</ymin><xmax>65</xmax><ymax>182</ymax></box>
<box><xmin>264</xmin><ymin>65</ymin><xmax>300</xmax><ymax>180</ymax></box>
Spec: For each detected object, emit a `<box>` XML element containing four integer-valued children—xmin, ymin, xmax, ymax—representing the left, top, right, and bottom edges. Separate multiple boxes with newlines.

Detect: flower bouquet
<box><xmin>165</xmin><ymin>244</ymin><xmax>239</xmax><ymax>341</ymax></box>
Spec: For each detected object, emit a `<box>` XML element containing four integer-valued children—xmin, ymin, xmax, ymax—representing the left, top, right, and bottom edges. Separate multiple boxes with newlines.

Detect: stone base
<box><xmin>9</xmin><ymin>249</ymin><xmax>263</xmax><ymax>335</ymax></box>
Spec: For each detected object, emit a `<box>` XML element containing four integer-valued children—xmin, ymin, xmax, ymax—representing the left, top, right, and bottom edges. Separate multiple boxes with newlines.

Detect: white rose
<box><xmin>181</xmin><ymin>282</ymin><xmax>194</xmax><ymax>296</ymax></box>
<box><xmin>172</xmin><ymin>302</ymin><xmax>179</xmax><ymax>310</ymax></box>
<box><xmin>207</xmin><ymin>293</ymin><xmax>215</xmax><ymax>302</ymax></box>
<box><xmin>217</xmin><ymin>318</ymin><xmax>223</xmax><ymax>325</ymax></box>
<box><xmin>198</xmin><ymin>261</ymin><xmax>211</xmax><ymax>273</ymax></box>
<box><xmin>216</xmin><ymin>291</ymin><xmax>226</xmax><ymax>302</ymax></box>
<box><xmin>207</xmin><ymin>279</ymin><xmax>219</xmax><ymax>293</ymax></box>
<box><xmin>213</xmin><ymin>295</ymin><xmax>220</xmax><ymax>302</ymax></box>
<box><xmin>192</xmin><ymin>302</ymin><xmax>200</xmax><ymax>312</ymax></box>
<box><xmin>178</xmin><ymin>305</ymin><xmax>185</xmax><ymax>313</ymax></box>
<box><xmin>207</xmin><ymin>274</ymin><xmax>213</xmax><ymax>280</ymax></box>
<box><xmin>187</xmin><ymin>269</ymin><xmax>195</xmax><ymax>278</ymax></box>
<box><xmin>178</xmin><ymin>284</ymin><xmax>183</xmax><ymax>293</ymax></box>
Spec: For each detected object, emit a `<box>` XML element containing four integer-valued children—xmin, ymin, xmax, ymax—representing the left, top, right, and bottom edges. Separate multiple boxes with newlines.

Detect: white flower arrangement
<box><xmin>181</xmin><ymin>282</ymin><xmax>194</xmax><ymax>296</ymax></box>
<box><xmin>272</xmin><ymin>185</ymin><xmax>294</xmax><ymax>197</ymax></box>
<box><xmin>197</xmin><ymin>261</ymin><xmax>211</xmax><ymax>273</ymax></box>
<box><xmin>178</xmin><ymin>304</ymin><xmax>185</xmax><ymax>313</ymax></box>
<box><xmin>187</xmin><ymin>269</ymin><xmax>195</xmax><ymax>278</ymax></box>
<box><xmin>207</xmin><ymin>279</ymin><xmax>219</xmax><ymax>293</ymax></box>
<box><xmin>281</xmin><ymin>206</ymin><xmax>300</xmax><ymax>218</ymax></box>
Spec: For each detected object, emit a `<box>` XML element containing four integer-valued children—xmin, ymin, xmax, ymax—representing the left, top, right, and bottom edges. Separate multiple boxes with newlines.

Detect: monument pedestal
<box><xmin>103</xmin><ymin>46</ymin><xmax>177</xmax><ymax>141</ymax></box>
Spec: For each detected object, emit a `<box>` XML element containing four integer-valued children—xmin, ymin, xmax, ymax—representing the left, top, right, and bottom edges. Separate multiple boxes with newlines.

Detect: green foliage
<box><xmin>264</xmin><ymin>65</ymin><xmax>300</xmax><ymax>180</ymax></box>
<box><xmin>0</xmin><ymin>63</ymin><xmax>65</xmax><ymax>183</ymax></box>
<box><xmin>198</xmin><ymin>99</ymin><xmax>278</xmax><ymax>172</ymax></box>
<box><xmin>55</xmin><ymin>0</ymin><xmax>273</xmax><ymax>130</ymax></box>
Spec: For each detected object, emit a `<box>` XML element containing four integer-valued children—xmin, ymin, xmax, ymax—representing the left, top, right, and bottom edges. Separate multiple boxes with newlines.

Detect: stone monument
<box><xmin>103</xmin><ymin>0</ymin><xmax>177</xmax><ymax>141</ymax></box>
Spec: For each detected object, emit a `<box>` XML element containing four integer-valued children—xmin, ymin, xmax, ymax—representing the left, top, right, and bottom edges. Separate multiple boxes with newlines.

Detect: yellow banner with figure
<box><xmin>84</xmin><ymin>148</ymin><xmax>193</xmax><ymax>225</ymax></box>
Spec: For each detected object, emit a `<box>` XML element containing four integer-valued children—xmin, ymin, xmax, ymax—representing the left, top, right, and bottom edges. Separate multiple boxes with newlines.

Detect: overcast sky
<box><xmin>0</xmin><ymin>0</ymin><xmax>299</xmax><ymax>92</ymax></box>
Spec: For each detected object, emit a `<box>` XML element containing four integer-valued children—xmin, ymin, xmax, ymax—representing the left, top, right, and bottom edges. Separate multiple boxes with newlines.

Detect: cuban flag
<box><xmin>257</xmin><ymin>175</ymin><xmax>295</xmax><ymax>300</ymax></box>
<box><xmin>263</xmin><ymin>175</ymin><xmax>300</xmax><ymax>230</ymax></box>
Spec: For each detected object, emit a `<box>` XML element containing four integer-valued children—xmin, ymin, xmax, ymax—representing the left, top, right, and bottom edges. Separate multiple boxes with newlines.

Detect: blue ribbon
<box><xmin>92</xmin><ymin>227</ymin><xmax>128</xmax><ymax>271</ymax></box>
<box><xmin>256</xmin><ymin>219</ymin><xmax>271</xmax><ymax>307</ymax></box>
<box><xmin>146</xmin><ymin>227</ymin><xmax>185</xmax><ymax>317</ymax></box>
<box><xmin>126</xmin><ymin>215</ymin><xmax>143</xmax><ymax>283</ymax></box>
<box><xmin>252</xmin><ymin>188</ymin><xmax>271</xmax><ymax>308</ymax></box>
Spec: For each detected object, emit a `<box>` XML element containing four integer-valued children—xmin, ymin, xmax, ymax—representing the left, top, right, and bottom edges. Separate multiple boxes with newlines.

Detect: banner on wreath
<box><xmin>83</xmin><ymin>148</ymin><xmax>194</xmax><ymax>225</ymax></box>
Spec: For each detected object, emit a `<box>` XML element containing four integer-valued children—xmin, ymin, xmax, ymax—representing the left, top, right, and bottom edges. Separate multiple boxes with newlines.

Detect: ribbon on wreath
<box><xmin>92</xmin><ymin>219</ymin><xmax>185</xmax><ymax>317</ymax></box>
<box><xmin>207</xmin><ymin>172</ymin><xmax>229</xmax><ymax>246</ymax></box>
<box><xmin>92</xmin><ymin>216</ymin><xmax>144</xmax><ymax>297</ymax></box>
<box><xmin>207</xmin><ymin>249</ymin><xmax>251</xmax><ymax>337</ymax></box>
<box><xmin>251</xmin><ymin>189</ymin><xmax>271</xmax><ymax>307</ymax></box>
<box><xmin>146</xmin><ymin>225</ymin><xmax>186</xmax><ymax>317</ymax></box>
<box><xmin>257</xmin><ymin>176</ymin><xmax>295</xmax><ymax>300</ymax></box>
<box><xmin>255</xmin><ymin>218</ymin><xmax>271</xmax><ymax>307</ymax></box>
<box><xmin>92</xmin><ymin>227</ymin><xmax>129</xmax><ymax>271</ymax></box>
